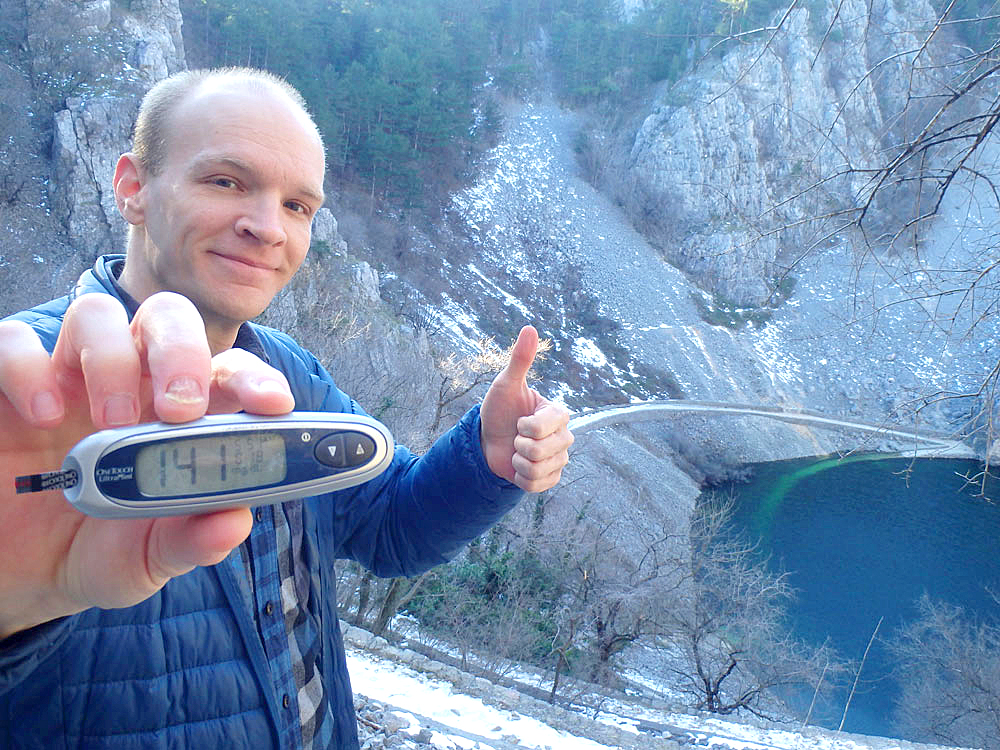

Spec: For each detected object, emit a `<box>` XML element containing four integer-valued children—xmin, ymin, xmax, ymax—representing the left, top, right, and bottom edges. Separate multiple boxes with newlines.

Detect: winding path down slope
<box><xmin>568</xmin><ymin>400</ymin><xmax>975</xmax><ymax>457</ymax></box>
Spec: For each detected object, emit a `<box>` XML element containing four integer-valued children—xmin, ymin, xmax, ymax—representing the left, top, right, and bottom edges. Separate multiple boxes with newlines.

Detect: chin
<box><xmin>224</xmin><ymin>305</ymin><xmax>268</xmax><ymax>324</ymax></box>
<box><xmin>199</xmin><ymin>300</ymin><xmax>268</xmax><ymax>330</ymax></box>
<box><xmin>209</xmin><ymin>287</ymin><xmax>276</xmax><ymax>318</ymax></box>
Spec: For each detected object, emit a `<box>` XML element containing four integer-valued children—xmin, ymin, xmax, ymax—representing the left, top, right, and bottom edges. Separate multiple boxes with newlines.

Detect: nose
<box><xmin>235</xmin><ymin>196</ymin><xmax>287</xmax><ymax>245</ymax></box>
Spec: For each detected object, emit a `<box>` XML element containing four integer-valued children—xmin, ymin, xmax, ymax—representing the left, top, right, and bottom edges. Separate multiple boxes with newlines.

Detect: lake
<box><xmin>718</xmin><ymin>455</ymin><xmax>1000</xmax><ymax>737</ymax></box>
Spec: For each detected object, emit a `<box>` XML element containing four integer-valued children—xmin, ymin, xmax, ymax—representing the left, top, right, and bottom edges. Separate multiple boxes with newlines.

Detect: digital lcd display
<box><xmin>134</xmin><ymin>432</ymin><xmax>287</xmax><ymax>497</ymax></box>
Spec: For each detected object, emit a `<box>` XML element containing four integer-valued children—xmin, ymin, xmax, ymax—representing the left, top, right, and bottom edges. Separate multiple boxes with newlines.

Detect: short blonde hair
<box><xmin>132</xmin><ymin>67</ymin><xmax>320</xmax><ymax>175</ymax></box>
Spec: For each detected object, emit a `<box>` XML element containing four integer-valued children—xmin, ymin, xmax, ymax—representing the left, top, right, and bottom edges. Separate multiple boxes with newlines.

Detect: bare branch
<box><xmin>810</xmin><ymin>0</ymin><xmax>848</xmax><ymax>71</ymax></box>
<box><xmin>706</xmin><ymin>0</ymin><xmax>801</xmax><ymax>107</ymax></box>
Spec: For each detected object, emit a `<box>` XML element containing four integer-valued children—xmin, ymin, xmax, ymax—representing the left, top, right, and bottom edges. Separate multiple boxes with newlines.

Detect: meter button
<box><xmin>344</xmin><ymin>433</ymin><xmax>376</xmax><ymax>466</ymax></box>
<box><xmin>314</xmin><ymin>434</ymin><xmax>347</xmax><ymax>468</ymax></box>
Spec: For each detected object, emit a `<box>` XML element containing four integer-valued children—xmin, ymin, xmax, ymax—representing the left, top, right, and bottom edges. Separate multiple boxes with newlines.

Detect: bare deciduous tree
<box><xmin>789</xmin><ymin>3</ymin><xmax>1000</xmax><ymax>455</ymax></box>
<box><xmin>888</xmin><ymin>593</ymin><xmax>1000</xmax><ymax>749</ymax></box>
<box><xmin>431</xmin><ymin>334</ymin><xmax>551</xmax><ymax>434</ymax></box>
<box><xmin>547</xmin><ymin>508</ymin><xmax>680</xmax><ymax>689</ymax></box>
<box><xmin>656</xmin><ymin>497</ymin><xmax>845</xmax><ymax>720</ymax></box>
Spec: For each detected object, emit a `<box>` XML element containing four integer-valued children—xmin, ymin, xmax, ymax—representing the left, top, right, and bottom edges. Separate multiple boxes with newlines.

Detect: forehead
<box><xmin>164</xmin><ymin>81</ymin><xmax>325</xmax><ymax>192</ymax></box>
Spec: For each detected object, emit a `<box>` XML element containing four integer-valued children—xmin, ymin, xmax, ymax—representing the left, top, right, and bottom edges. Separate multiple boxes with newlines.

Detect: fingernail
<box><xmin>165</xmin><ymin>376</ymin><xmax>205</xmax><ymax>405</ymax></box>
<box><xmin>255</xmin><ymin>379</ymin><xmax>287</xmax><ymax>395</ymax></box>
<box><xmin>31</xmin><ymin>391</ymin><xmax>62</xmax><ymax>422</ymax></box>
<box><xmin>104</xmin><ymin>393</ymin><xmax>139</xmax><ymax>426</ymax></box>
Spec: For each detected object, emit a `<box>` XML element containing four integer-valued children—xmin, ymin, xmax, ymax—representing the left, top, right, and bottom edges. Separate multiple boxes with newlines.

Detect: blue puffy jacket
<box><xmin>0</xmin><ymin>256</ymin><xmax>523</xmax><ymax>749</ymax></box>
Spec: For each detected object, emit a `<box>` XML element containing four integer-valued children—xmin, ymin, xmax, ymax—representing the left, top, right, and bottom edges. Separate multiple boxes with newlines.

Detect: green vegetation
<box><xmin>180</xmin><ymin>0</ymin><xmax>791</xmax><ymax>204</ymax></box>
<box><xmin>307</xmin><ymin>238</ymin><xmax>332</xmax><ymax>258</ymax></box>
<box><xmin>182</xmin><ymin>0</ymin><xmax>499</xmax><ymax>202</ymax></box>
<box><xmin>403</xmin><ymin>531</ymin><xmax>565</xmax><ymax>669</ymax></box>
<box><xmin>691</xmin><ymin>274</ymin><xmax>796</xmax><ymax>329</ymax></box>
<box><xmin>547</xmin><ymin>0</ymin><xmax>788</xmax><ymax>105</ymax></box>
<box><xmin>932</xmin><ymin>0</ymin><xmax>1000</xmax><ymax>53</ymax></box>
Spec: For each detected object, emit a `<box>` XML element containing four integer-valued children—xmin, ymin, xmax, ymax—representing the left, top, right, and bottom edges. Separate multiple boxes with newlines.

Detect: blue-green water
<box><xmin>717</xmin><ymin>455</ymin><xmax>1000</xmax><ymax>737</ymax></box>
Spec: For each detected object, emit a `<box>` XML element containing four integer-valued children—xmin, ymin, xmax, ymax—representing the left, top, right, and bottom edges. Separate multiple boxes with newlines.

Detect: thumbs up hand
<box><xmin>479</xmin><ymin>326</ymin><xmax>573</xmax><ymax>492</ymax></box>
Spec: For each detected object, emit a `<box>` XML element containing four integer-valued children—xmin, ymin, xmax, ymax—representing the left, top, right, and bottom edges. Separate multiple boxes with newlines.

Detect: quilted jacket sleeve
<box><xmin>257</xmin><ymin>325</ymin><xmax>525</xmax><ymax>578</ymax></box>
<box><xmin>0</xmin><ymin>618</ymin><xmax>77</xmax><ymax>697</ymax></box>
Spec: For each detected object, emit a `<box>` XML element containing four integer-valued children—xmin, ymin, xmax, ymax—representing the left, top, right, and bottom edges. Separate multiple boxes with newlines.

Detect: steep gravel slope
<box><xmin>441</xmin><ymin>91</ymin><xmax>998</xmax><ymax>439</ymax></box>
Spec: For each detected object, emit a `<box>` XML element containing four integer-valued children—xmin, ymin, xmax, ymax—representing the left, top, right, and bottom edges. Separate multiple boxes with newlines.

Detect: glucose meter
<box><xmin>15</xmin><ymin>412</ymin><xmax>393</xmax><ymax>518</ymax></box>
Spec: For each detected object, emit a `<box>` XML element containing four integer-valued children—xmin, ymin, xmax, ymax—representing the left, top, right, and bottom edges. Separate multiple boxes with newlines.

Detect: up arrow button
<box><xmin>344</xmin><ymin>433</ymin><xmax>377</xmax><ymax>467</ymax></box>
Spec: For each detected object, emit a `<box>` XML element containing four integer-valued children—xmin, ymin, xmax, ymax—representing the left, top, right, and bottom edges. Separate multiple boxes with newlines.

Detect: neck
<box><xmin>117</xmin><ymin>261</ymin><xmax>240</xmax><ymax>357</ymax></box>
<box><xmin>203</xmin><ymin>324</ymin><xmax>241</xmax><ymax>357</ymax></box>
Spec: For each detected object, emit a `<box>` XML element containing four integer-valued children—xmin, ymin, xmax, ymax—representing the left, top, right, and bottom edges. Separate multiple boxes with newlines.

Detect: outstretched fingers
<box><xmin>132</xmin><ymin>292</ymin><xmax>213</xmax><ymax>423</ymax></box>
<box><xmin>207</xmin><ymin>347</ymin><xmax>295</xmax><ymax>416</ymax></box>
<box><xmin>0</xmin><ymin>320</ymin><xmax>65</xmax><ymax>427</ymax></box>
<box><xmin>53</xmin><ymin>294</ymin><xmax>142</xmax><ymax>429</ymax></box>
<box><xmin>2</xmin><ymin>292</ymin><xmax>216</xmax><ymax>431</ymax></box>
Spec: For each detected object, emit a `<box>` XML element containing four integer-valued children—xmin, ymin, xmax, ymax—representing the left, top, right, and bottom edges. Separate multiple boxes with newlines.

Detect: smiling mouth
<box><xmin>210</xmin><ymin>251</ymin><xmax>275</xmax><ymax>271</ymax></box>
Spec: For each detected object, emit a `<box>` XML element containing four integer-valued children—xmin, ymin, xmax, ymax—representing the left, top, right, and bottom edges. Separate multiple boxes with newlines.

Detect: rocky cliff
<box><xmin>626</xmin><ymin>0</ymin><xmax>952</xmax><ymax>306</ymax></box>
<box><xmin>1</xmin><ymin>0</ymin><xmax>185</xmax><ymax>310</ymax></box>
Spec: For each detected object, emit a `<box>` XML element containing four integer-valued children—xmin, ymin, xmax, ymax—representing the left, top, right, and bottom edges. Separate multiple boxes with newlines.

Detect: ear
<box><xmin>113</xmin><ymin>153</ymin><xmax>147</xmax><ymax>226</ymax></box>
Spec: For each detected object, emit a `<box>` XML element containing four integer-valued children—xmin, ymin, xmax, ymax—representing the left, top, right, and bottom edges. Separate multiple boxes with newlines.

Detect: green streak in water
<box><xmin>751</xmin><ymin>453</ymin><xmax>897</xmax><ymax>545</ymax></box>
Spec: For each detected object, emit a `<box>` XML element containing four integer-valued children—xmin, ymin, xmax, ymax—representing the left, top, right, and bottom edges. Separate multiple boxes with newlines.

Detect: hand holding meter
<box><xmin>15</xmin><ymin>412</ymin><xmax>393</xmax><ymax>518</ymax></box>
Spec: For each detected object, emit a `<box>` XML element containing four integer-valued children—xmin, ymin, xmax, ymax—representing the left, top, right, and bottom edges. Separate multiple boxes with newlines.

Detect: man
<box><xmin>0</xmin><ymin>68</ymin><xmax>572</xmax><ymax>748</ymax></box>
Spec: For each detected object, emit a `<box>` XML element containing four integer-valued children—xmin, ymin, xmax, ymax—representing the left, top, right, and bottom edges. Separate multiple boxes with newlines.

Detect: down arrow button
<box><xmin>314</xmin><ymin>433</ymin><xmax>346</xmax><ymax>468</ymax></box>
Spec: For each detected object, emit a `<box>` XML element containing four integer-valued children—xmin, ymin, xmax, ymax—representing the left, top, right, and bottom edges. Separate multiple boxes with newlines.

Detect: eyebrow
<box><xmin>196</xmin><ymin>155</ymin><xmax>325</xmax><ymax>206</ymax></box>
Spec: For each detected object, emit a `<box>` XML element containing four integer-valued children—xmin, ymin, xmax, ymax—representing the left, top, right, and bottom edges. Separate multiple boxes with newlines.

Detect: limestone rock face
<box><xmin>119</xmin><ymin>0</ymin><xmax>186</xmax><ymax>82</ymax></box>
<box><xmin>51</xmin><ymin>94</ymin><xmax>137</xmax><ymax>257</ymax></box>
<box><xmin>30</xmin><ymin>0</ymin><xmax>185</xmax><ymax>258</ymax></box>
<box><xmin>25</xmin><ymin>0</ymin><xmax>184</xmax><ymax>89</ymax></box>
<box><xmin>627</xmin><ymin>0</ymin><xmax>946</xmax><ymax>305</ymax></box>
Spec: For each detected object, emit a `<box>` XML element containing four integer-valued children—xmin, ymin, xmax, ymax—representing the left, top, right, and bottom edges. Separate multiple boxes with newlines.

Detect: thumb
<box><xmin>501</xmin><ymin>325</ymin><xmax>539</xmax><ymax>386</ymax></box>
<box><xmin>147</xmin><ymin>508</ymin><xmax>253</xmax><ymax>584</ymax></box>
<box><xmin>66</xmin><ymin>508</ymin><xmax>254</xmax><ymax>613</ymax></box>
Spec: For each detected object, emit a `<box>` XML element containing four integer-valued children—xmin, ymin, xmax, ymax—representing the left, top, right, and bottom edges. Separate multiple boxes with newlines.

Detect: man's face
<box><xmin>123</xmin><ymin>81</ymin><xmax>326</xmax><ymax>342</ymax></box>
